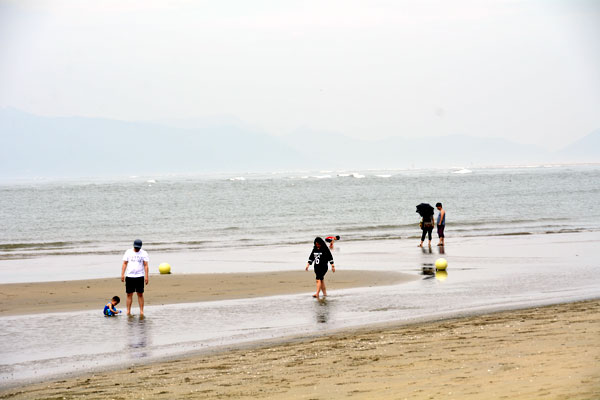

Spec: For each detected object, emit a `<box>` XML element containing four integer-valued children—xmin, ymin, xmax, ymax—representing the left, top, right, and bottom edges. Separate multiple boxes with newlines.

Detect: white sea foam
<box><xmin>351</xmin><ymin>173</ymin><xmax>365</xmax><ymax>178</ymax></box>
<box><xmin>375</xmin><ymin>174</ymin><xmax>392</xmax><ymax>178</ymax></box>
<box><xmin>146</xmin><ymin>179</ymin><xmax>157</xmax><ymax>183</ymax></box>
<box><xmin>228</xmin><ymin>177</ymin><xmax>246</xmax><ymax>181</ymax></box>
<box><xmin>452</xmin><ymin>168</ymin><xmax>472</xmax><ymax>174</ymax></box>
<box><xmin>312</xmin><ymin>175</ymin><xmax>332</xmax><ymax>179</ymax></box>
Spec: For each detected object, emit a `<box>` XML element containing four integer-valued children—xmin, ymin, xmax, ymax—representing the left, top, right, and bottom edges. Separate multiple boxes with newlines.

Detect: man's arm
<box><xmin>121</xmin><ymin>261</ymin><xmax>128</xmax><ymax>282</ymax></box>
<box><xmin>440</xmin><ymin>210</ymin><xmax>445</xmax><ymax>225</ymax></box>
<box><xmin>144</xmin><ymin>261</ymin><xmax>149</xmax><ymax>285</ymax></box>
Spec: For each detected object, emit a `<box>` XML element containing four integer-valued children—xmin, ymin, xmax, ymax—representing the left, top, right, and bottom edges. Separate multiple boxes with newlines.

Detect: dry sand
<box><xmin>0</xmin><ymin>270</ymin><xmax>412</xmax><ymax>316</ymax></box>
<box><xmin>2</xmin><ymin>300</ymin><xmax>598</xmax><ymax>399</ymax></box>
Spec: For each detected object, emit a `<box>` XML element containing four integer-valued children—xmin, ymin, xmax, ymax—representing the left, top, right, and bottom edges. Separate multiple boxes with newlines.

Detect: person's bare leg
<box><xmin>418</xmin><ymin>241</ymin><xmax>423</xmax><ymax>247</ymax></box>
<box><xmin>126</xmin><ymin>293</ymin><xmax>133</xmax><ymax>315</ymax></box>
<box><xmin>137</xmin><ymin>293</ymin><xmax>144</xmax><ymax>316</ymax></box>
<box><xmin>313</xmin><ymin>280</ymin><xmax>322</xmax><ymax>298</ymax></box>
<box><xmin>321</xmin><ymin>280</ymin><xmax>327</xmax><ymax>297</ymax></box>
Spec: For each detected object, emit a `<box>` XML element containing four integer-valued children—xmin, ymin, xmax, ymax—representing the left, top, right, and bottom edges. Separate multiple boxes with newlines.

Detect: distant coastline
<box><xmin>1</xmin><ymin>108</ymin><xmax>598</xmax><ymax>179</ymax></box>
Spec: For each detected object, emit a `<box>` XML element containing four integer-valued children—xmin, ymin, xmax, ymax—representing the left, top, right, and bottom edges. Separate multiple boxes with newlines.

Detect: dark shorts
<box><xmin>438</xmin><ymin>225</ymin><xmax>445</xmax><ymax>238</ymax></box>
<box><xmin>125</xmin><ymin>276</ymin><xmax>145</xmax><ymax>294</ymax></box>
<box><xmin>315</xmin><ymin>267</ymin><xmax>328</xmax><ymax>281</ymax></box>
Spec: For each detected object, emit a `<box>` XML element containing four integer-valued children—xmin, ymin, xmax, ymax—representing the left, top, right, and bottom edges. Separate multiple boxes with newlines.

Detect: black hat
<box><xmin>133</xmin><ymin>239</ymin><xmax>142</xmax><ymax>249</ymax></box>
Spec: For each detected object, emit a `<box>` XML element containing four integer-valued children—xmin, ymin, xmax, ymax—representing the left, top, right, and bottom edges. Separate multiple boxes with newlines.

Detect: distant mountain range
<box><xmin>0</xmin><ymin>108</ymin><xmax>598</xmax><ymax>178</ymax></box>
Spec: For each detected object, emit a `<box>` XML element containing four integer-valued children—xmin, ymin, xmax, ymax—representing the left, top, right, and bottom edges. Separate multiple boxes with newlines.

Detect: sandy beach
<box><xmin>0</xmin><ymin>270</ymin><xmax>412</xmax><ymax>316</ymax></box>
<box><xmin>2</xmin><ymin>300</ymin><xmax>598</xmax><ymax>399</ymax></box>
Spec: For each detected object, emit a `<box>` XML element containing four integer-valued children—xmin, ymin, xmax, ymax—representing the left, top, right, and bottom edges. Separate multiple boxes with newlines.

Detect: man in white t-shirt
<box><xmin>121</xmin><ymin>239</ymin><xmax>149</xmax><ymax>316</ymax></box>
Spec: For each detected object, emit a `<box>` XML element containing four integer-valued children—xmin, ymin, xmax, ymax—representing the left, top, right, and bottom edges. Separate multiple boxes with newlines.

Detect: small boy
<box><xmin>104</xmin><ymin>296</ymin><xmax>121</xmax><ymax>316</ymax></box>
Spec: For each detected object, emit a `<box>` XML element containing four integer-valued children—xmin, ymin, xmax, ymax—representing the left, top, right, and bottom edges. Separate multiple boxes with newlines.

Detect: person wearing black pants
<box><xmin>419</xmin><ymin>215</ymin><xmax>434</xmax><ymax>247</ymax></box>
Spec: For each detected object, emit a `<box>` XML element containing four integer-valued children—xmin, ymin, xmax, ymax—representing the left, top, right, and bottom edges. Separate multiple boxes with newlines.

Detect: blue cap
<box><xmin>133</xmin><ymin>239</ymin><xmax>142</xmax><ymax>249</ymax></box>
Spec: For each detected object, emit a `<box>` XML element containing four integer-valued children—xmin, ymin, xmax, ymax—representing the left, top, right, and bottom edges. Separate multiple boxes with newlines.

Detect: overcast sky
<box><xmin>1</xmin><ymin>0</ymin><xmax>599</xmax><ymax>150</ymax></box>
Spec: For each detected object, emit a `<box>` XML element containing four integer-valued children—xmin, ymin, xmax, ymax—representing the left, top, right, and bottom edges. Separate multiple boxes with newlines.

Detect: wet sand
<box><xmin>2</xmin><ymin>300</ymin><xmax>598</xmax><ymax>399</ymax></box>
<box><xmin>0</xmin><ymin>270</ymin><xmax>412</xmax><ymax>316</ymax></box>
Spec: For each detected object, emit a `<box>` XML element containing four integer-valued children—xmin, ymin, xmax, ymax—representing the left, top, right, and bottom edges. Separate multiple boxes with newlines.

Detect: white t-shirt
<box><xmin>123</xmin><ymin>248</ymin><xmax>149</xmax><ymax>278</ymax></box>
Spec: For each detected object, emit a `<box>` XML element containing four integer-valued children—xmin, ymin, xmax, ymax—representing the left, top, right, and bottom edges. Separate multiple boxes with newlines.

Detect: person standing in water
<box><xmin>305</xmin><ymin>237</ymin><xmax>335</xmax><ymax>298</ymax></box>
<box><xmin>436</xmin><ymin>202</ymin><xmax>446</xmax><ymax>246</ymax></box>
<box><xmin>419</xmin><ymin>214</ymin><xmax>434</xmax><ymax>247</ymax></box>
<box><xmin>121</xmin><ymin>239</ymin><xmax>149</xmax><ymax>316</ymax></box>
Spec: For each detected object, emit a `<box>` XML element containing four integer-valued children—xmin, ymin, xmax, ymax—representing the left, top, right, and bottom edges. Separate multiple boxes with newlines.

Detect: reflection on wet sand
<box><xmin>421</xmin><ymin>266</ymin><xmax>435</xmax><ymax>276</ymax></box>
<box><xmin>435</xmin><ymin>270</ymin><xmax>448</xmax><ymax>281</ymax></box>
<box><xmin>420</xmin><ymin>241</ymin><xmax>447</xmax><ymax>279</ymax></box>
<box><xmin>127</xmin><ymin>316</ymin><xmax>150</xmax><ymax>359</ymax></box>
<box><xmin>420</xmin><ymin>268</ymin><xmax>448</xmax><ymax>281</ymax></box>
<box><xmin>314</xmin><ymin>299</ymin><xmax>331</xmax><ymax>324</ymax></box>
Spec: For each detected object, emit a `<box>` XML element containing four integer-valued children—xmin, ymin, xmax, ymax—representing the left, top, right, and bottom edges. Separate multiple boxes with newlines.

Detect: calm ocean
<box><xmin>1</xmin><ymin>165</ymin><xmax>599</xmax><ymax>260</ymax></box>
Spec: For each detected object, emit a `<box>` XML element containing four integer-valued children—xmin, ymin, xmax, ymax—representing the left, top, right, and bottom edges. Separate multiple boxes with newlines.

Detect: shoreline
<box><xmin>0</xmin><ymin>270</ymin><xmax>415</xmax><ymax>316</ymax></box>
<box><xmin>2</xmin><ymin>299</ymin><xmax>598</xmax><ymax>399</ymax></box>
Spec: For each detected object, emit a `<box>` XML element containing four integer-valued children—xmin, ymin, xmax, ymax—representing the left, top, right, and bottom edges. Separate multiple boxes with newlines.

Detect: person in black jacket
<box><xmin>305</xmin><ymin>237</ymin><xmax>336</xmax><ymax>298</ymax></box>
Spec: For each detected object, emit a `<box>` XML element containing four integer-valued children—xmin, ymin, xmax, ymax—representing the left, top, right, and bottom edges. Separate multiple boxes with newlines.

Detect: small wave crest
<box><xmin>0</xmin><ymin>241</ymin><xmax>92</xmax><ymax>251</ymax></box>
<box><xmin>338</xmin><ymin>173</ymin><xmax>366</xmax><ymax>178</ymax></box>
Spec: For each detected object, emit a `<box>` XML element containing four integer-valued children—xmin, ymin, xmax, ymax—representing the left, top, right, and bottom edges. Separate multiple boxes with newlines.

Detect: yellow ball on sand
<box><xmin>435</xmin><ymin>258</ymin><xmax>448</xmax><ymax>270</ymax></box>
<box><xmin>158</xmin><ymin>262</ymin><xmax>171</xmax><ymax>274</ymax></box>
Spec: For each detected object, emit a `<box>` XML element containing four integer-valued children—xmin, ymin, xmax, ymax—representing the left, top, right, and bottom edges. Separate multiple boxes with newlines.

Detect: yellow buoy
<box><xmin>435</xmin><ymin>270</ymin><xmax>448</xmax><ymax>281</ymax></box>
<box><xmin>435</xmin><ymin>258</ymin><xmax>448</xmax><ymax>270</ymax></box>
<box><xmin>158</xmin><ymin>262</ymin><xmax>171</xmax><ymax>274</ymax></box>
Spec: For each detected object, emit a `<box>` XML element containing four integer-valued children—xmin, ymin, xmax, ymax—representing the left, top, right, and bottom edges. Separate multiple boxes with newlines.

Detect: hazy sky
<box><xmin>1</xmin><ymin>0</ymin><xmax>599</xmax><ymax>150</ymax></box>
